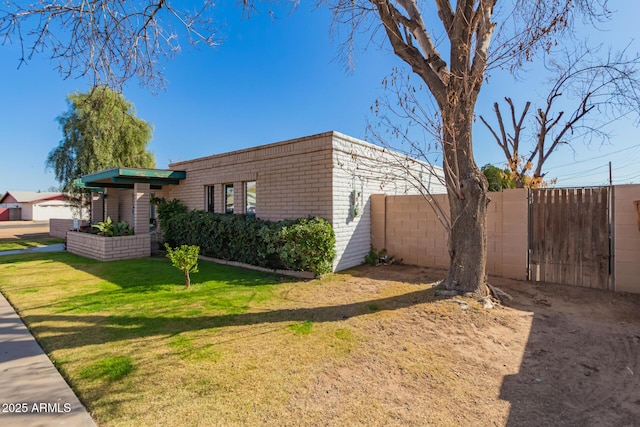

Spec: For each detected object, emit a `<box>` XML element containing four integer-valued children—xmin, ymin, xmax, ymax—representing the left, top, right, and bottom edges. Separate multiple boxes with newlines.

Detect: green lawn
<box><xmin>0</xmin><ymin>252</ymin><xmax>370</xmax><ymax>426</ymax></box>
<box><xmin>1</xmin><ymin>251</ymin><xmax>473</xmax><ymax>426</ymax></box>
<box><xmin>0</xmin><ymin>237</ymin><xmax>65</xmax><ymax>252</ymax></box>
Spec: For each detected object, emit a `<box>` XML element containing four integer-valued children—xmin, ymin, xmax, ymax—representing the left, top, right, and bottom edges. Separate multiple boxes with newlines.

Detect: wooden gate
<box><xmin>528</xmin><ymin>187</ymin><xmax>611</xmax><ymax>289</ymax></box>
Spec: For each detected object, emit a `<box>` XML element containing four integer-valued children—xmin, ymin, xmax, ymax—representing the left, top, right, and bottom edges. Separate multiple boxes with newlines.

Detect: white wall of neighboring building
<box><xmin>30</xmin><ymin>200</ymin><xmax>87</xmax><ymax>221</ymax></box>
<box><xmin>20</xmin><ymin>203</ymin><xmax>33</xmax><ymax>220</ymax></box>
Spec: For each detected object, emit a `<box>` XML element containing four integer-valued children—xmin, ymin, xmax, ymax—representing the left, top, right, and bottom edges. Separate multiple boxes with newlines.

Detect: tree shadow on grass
<box><xmin>22</xmin><ymin>287</ymin><xmax>434</xmax><ymax>351</ymax></box>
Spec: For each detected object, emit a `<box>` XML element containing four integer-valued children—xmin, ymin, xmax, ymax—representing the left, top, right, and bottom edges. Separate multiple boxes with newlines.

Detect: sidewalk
<box><xmin>0</xmin><ymin>243</ymin><xmax>65</xmax><ymax>256</ymax></box>
<box><xmin>0</xmin><ymin>293</ymin><xmax>97</xmax><ymax>427</ymax></box>
<box><xmin>0</xmin><ymin>244</ymin><xmax>66</xmax><ymax>257</ymax></box>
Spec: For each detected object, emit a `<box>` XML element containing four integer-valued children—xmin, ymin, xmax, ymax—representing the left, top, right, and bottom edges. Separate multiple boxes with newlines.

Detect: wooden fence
<box><xmin>528</xmin><ymin>188</ymin><xmax>610</xmax><ymax>289</ymax></box>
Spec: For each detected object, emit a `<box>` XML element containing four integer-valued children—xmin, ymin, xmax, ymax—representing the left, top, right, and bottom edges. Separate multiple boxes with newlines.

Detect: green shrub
<box><xmin>162</xmin><ymin>210</ymin><xmax>335</xmax><ymax>276</ymax></box>
<box><xmin>91</xmin><ymin>216</ymin><xmax>132</xmax><ymax>236</ymax></box>
<box><xmin>152</xmin><ymin>197</ymin><xmax>187</xmax><ymax>243</ymax></box>
<box><xmin>364</xmin><ymin>246</ymin><xmax>389</xmax><ymax>266</ymax></box>
<box><xmin>275</xmin><ymin>217</ymin><xmax>336</xmax><ymax>275</ymax></box>
<box><xmin>165</xmin><ymin>244</ymin><xmax>200</xmax><ymax>288</ymax></box>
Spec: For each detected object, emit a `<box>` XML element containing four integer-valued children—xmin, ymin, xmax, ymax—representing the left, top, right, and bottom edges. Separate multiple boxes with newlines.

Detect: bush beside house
<box><xmin>158</xmin><ymin>203</ymin><xmax>335</xmax><ymax>276</ymax></box>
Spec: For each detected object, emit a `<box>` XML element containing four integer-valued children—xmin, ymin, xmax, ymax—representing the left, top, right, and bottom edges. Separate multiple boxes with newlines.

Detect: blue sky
<box><xmin>0</xmin><ymin>2</ymin><xmax>638</xmax><ymax>193</ymax></box>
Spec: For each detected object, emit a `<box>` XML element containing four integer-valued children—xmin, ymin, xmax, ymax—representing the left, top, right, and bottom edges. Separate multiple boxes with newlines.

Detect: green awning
<box><xmin>75</xmin><ymin>167</ymin><xmax>186</xmax><ymax>190</ymax></box>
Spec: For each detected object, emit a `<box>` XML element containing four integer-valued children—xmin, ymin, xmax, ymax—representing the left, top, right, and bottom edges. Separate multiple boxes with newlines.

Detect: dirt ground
<box><xmin>289</xmin><ymin>265</ymin><xmax>640</xmax><ymax>427</ymax></box>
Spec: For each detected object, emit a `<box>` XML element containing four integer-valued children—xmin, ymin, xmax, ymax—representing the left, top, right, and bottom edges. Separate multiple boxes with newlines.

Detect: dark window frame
<box><xmin>205</xmin><ymin>185</ymin><xmax>215</xmax><ymax>213</ymax></box>
<box><xmin>224</xmin><ymin>183</ymin><xmax>234</xmax><ymax>214</ymax></box>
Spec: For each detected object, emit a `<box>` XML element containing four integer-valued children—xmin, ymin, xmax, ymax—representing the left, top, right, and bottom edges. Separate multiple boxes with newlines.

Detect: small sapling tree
<box><xmin>165</xmin><ymin>244</ymin><xmax>200</xmax><ymax>289</ymax></box>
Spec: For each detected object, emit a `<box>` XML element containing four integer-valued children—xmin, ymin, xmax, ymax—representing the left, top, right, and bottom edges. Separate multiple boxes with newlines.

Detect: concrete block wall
<box><xmin>49</xmin><ymin>218</ymin><xmax>89</xmax><ymax>239</ymax></box>
<box><xmin>91</xmin><ymin>194</ymin><xmax>104</xmax><ymax>222</ymax></box>
<box><xmin>133</xmin><ymin>183</ymin><xmax>151</xmax><ymax>235</ymax></box>
<box><xmin>160</xmin><ymin>131</ymin><xmax>447</xmax><ymax>272</ymax></box>
<box><xmin>613</xmin><ymin>184</ymin><xmax>640</xmax><ymax>293</ymax></box>
<box><xmin>372</xmin><ymin>194</ymin><xmax>450</xmax><ymax>269</ymax></box>
<box><xmin>371</xmin><ymin>189</ymin><xmax>529</xmax><ymax>280</ymax></box>
<box><xmin>486</xmin><ymin>191</ymin><xmax>504</xmax><ymax>276</ymax></box>
<box><xmin>331</xmin><ymin>132</ymin><xmax>447</xmax><ymax>271</ymax></box>
<box><xmin>500</xmin><ymin>189</ymin><xmax>529</xmax><ymax>280</ymax></box>
<box><xmin>66</xmin><ymin>232</ymin><xmax>150</xmax><ymax>261</ymax></box>
<box><xmin>119</xmin><ymin>189</ymin><xmax>134</xmax><ymax>225</ymax></box>
<box><xmin>103</xmin><ymin>188</ymin><xmax>119</xmax><ymax>222</ymax></box>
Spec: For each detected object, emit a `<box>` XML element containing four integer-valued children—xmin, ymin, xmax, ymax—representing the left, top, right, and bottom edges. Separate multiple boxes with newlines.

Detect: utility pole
<box><xmin>609</xmin><ymin>161</ymin><xmax>613</xmax><ymax>186</ymax></box>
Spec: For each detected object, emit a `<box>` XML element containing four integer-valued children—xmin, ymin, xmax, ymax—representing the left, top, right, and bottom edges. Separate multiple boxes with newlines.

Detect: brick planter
<box><xmin>66</xmin><ymin>231</ymin><xmax>150</xmax><ymax>261</ymax></box>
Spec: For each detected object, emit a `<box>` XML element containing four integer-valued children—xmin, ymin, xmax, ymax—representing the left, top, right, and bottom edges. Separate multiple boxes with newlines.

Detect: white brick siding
<box><xmin>331</xmin><ymin>132</ymin><xmax>446</xmax><ymax>270</ymax></box>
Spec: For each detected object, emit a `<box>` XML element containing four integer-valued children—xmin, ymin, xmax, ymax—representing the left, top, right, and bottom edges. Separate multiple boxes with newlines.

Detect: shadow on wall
<box><xmin>499</xmin><ymin>282</ymin><xmax>640</xmax><ymax>426</ymax></box>
<box><xmin>334</xmin><ymin>198</ymin><xmax>372</xmax><ymax>271</ymax></box>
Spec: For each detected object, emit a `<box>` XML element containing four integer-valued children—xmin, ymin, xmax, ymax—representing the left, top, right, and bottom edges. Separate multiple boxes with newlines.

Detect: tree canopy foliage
<box><xmin>481</xmin><ymin>164</ymin><xmax>515</xmax><ymax>192</ymax></box>
<box><xmin>46</xmin><ymin>86</ymin><xmax>155</xmax><ymax>192</ymax></box>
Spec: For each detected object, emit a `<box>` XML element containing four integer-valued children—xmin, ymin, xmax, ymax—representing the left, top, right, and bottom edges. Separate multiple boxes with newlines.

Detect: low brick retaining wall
<box><xmin>66</xmin><ymin>231</ymin><xmax>150</xmax><ymax>261</ymax></box>
<box><xmin>49</xmin><ymin>218</ymin><xmax>89</xmax><ymax>239</ymax></box>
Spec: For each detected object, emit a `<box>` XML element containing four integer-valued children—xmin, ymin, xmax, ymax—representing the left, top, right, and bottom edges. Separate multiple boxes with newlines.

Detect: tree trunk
<box><xmin>441</xmin><ymin>101</ymin><xmax>489</xmax><ymax>297</ymax></box>
<box><xmin>184</xmin><ymin>269</ymin><xmax>191</xmax><ymax>289</ymax></box>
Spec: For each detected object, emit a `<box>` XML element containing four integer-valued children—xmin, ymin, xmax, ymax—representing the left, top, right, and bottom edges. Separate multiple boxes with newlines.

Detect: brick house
<box><xmin>77</xmin><ymin>131</ymin><xmax>445</xmax><ymax>270</ymax></box>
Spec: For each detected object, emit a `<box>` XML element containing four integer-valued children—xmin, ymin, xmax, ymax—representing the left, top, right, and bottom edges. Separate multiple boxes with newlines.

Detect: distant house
<box><xmin>0</xmin><ymin>191</ymin><xmax>86</xmax><ymax>221</ymax></box>
<box><xmin>79</xmin><ymin>131</ymin><xmax>446</xmax><ymax>270</ymax></box>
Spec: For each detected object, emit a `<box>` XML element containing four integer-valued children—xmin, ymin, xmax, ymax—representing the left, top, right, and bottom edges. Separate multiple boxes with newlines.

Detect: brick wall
<box><xmin>119</xmin><ymin>189</ymin><xmax>134</xmax><ymax>225</ymax></box>
<box><xmin>66</xmin><ymin>232</ymin><xmax>150</xmax><ymax>261</ymax></box>
<box><xmin>163</xmin><ymin>131</ymin><xmax>447</xmax><ymax>272</ymax></box>
<box><xmin>371</xmin><ymin>185</ymin><xmax>640</xmax><ymax>293</ymax></box>
<box><xmin>91</xmin><ymin>193</ymin><xmax>104</xmax><ymax>222</ymax></box>
<box><xmin>613</xmin><ymin>184</ymin><xmax>640</xmax><ymax>293</ymax></box>
<box><xmin>167</xmin><ymin>132</ymin><xmax>334</xmax><ymax>221</ymax></box>
<box><xmin>104</xmin><ymin>188</ymin><xmax>119</xmax><ymax>222</ymax></box>
<box><xmin>49</xmin><ymin>218</ymin><xmax>89</xmax><ymax>239</ymax></box>
<box><xmin>133</xmin><ymin>183</ymin><xmax>151</xmax><ymax>235</ymax></box>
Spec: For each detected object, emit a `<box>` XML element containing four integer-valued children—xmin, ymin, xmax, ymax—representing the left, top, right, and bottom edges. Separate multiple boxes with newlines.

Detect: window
<box><xmin>205</xmin><ymin>186</ymin><xmax>215</xmax><ymax>212</ymax></box>
<box><xmin>245</xmin><ymin>181</ymin><xmax>256</xmax><ymax>215</ymax></box>
<box><xmin>150</xmin><ymin>192</ymin><xmax>157</xmax><ymax>228</ymax></box>
<box><xmin>224</xmin><ymin>184</ymin><xmax>234</xmax><ymax>214</ymax></box>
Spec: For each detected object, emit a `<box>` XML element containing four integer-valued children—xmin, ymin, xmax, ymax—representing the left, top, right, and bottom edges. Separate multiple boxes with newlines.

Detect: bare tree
<box><xmin>0</xmin><ymin>1</ymin><xmax>222</xmax><ymax>90</ymax></box>
<box><xmin>480</xmin><ymin>47</ymin><xmax>640</xmax><ymax>188</ymax></box>
<box><xmin>327</xmin><ymin>0</ymin><xmax>610</xmax><ymax>296</ymax></box>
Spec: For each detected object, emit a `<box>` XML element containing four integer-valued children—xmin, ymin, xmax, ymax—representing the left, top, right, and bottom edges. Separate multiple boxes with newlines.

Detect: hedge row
<box><xmin>160</xmin><ymin>209</ymin><xmax>336</xmax><ymax>276</ymax></box>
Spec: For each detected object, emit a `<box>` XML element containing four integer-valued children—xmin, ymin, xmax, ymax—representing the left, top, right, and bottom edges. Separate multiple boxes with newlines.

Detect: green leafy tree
<box><xmin>481</xmin><ymin>164</ymin><xmax>515</xmax><ymax>192</ymax></box>
<box><xmin>46</xmin><ymin>85</ymin><xmax>155</xmax><ymax>193</ymax></box>
<box><xmin>165</xmin><ymin>244</ymin><xmax>200</xmax><ymax>289</ymax></box>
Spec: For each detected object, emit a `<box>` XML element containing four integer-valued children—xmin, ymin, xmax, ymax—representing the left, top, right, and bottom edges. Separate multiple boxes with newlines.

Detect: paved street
<box><xmin>0</xmin><ymin>221</ymin><xmax>50</xmax><ymax>239</ymax></box>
